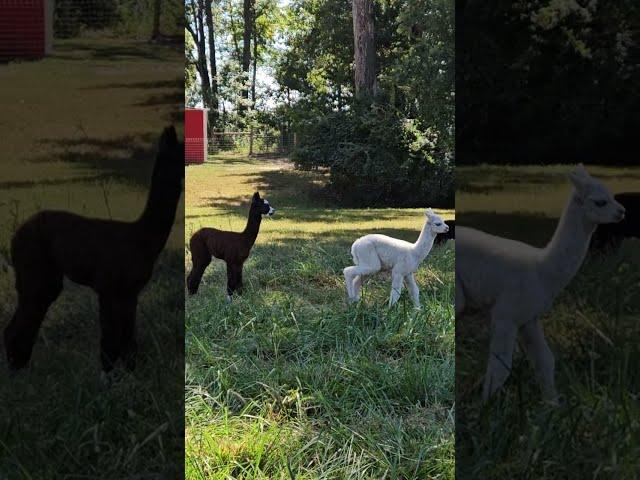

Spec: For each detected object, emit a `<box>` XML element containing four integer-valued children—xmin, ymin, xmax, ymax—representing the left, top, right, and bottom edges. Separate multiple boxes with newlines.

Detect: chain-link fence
<box><xmin>0</xmin><ymin>0</ymin><xmax>181</xmax><ymax>59</ymax></box>
<box><xmin>209</xmin><ymin>131</ymin><xmax>295</xmax><ymax>158</ymax></box>
<box><xmin>54</xmin><ymin>0</ymin><xmax>182</xmax><ymax>40</ymax></box>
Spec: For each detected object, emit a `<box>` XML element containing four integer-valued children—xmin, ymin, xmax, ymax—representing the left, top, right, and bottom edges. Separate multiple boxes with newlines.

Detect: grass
<box><xmin>456</xmin><ymin>165</ymin><xmax>640</xmax><ymax>479</ymax></box>
<box><xmin>0</xmin><ymin>36</ymin><xmax>184</xmax><ymax>477</ymax></box>
<box><xmin>185</xmin><ymin>154</ymin><xmax>455</xmax><ymax>479</ymax></box>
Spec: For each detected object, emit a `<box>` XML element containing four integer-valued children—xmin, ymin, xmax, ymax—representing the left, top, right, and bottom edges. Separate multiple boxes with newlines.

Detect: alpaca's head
<box><xmin>569</xmin><ymin>164</ymin><xmax>625</xmax><ymax>225</ymax></box>
<box><xmin>251</xmin><ymin>191</ymin><xmax>275</xmax><ymax>217</ymax></box>
<box><xmin>426</xmin><ymin>208</ymin><xmax>449</xmax><ymax>234</ymax></box>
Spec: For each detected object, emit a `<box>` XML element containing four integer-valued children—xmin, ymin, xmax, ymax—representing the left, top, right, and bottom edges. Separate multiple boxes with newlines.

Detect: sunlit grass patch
<box><xmin>185</xmin><ymin>154</ymin><xmax>455</xmax><ymax>478</ymax></box>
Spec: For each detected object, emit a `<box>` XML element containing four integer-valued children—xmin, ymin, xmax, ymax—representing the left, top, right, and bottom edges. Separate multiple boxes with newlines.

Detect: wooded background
<box><xmin>186</xmin><ymin>0</ymin><xmax>454</xmax><ymax>207</ymax></box>
<box><xmin>457</xmin><ymin>0</ymin><xmax>638</xmax><ymax>166</ymax></box>
<box><xmin>53</xmin><ymin>0</ymin><xmax>183</xmax><ymax>39</ymax></box>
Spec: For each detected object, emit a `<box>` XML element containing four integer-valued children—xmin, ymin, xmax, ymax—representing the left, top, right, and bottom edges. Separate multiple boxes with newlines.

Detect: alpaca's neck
<box><xmin>412</xmin><ymin>219</ymin><xmax>436</xmax><ymax>262</ymax></box>
<box><xmin>136</xmin><ymin>169</ymin><xmax>181</xmax><ymax>248</ymax></box>
<box><xmin>243</xmin><ymin>208</ymin><xmax>262</xmax><ymax>246</ymax></box>
<box><xmin>541</xmin><ymin>191</ymin><xmax>596</xmax><ymax>296</ymax></box>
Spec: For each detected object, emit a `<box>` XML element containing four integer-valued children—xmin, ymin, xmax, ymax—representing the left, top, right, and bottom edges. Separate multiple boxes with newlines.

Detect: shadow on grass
<box><xmin>457</xmin><ymin>211</ymin><xmax>558</xmax><ymax>247</ymax></box>
<box><xmin>52</xmin><ymin>40</ymin><xmax>169</xmax><ymax>63</ymax></box>
<box><xmin>30</xmin><ymin>134</ymin><xmax>158</xmax><ymax>187</ymax></box>
<box><xmin>82</xmin><ymin>79</ymin><xmax>184</xmax><ymax>91</ymax></box>
<box><xmin>0</xmin><ymin>172</ymin><xmax>126</xmax><ymax>190</ymax></box>
<box><xmin>0</xmin><ymin>249</ymin><xmax>184</xmax><ymax>477</ymax></box>
<box><xmin>458</xmin><ymin>166</ymin><xmax>640</xmax><ymax>195</ymax></box>
<box><xmin>185</xmin><ymin>230</ymin><xmax>453</xmax><ymax>307</ymax></box>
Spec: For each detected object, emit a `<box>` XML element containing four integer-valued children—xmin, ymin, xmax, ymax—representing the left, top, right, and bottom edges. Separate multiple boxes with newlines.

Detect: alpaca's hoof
<box><xmin>225</xmin><ymin>295</ymin><xmax>232</xmax><ymax>303</ymax></box>
<box><xmin>414</xmin><ymin>305</ymin><xmax>423</xmax><ymax>312</ymax></box>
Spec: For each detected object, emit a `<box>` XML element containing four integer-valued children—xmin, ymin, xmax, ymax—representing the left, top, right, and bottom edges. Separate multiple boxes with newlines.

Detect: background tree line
<box><xmin>187</xmin><ymin>0</ymin><xmax>454</xmax><ymax>207</ymax></box>
<box><xmin>457</xmin><ymin>0</ymin><xmax>639</xmax><ymax>166</ymax></box>
<box><xmin>54</xmin><ymin>0</ymin><xmax>183</xmax><ymax>39</ymax></box>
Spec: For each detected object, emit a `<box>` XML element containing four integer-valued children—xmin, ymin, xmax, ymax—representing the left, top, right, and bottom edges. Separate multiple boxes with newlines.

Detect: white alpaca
<box><xmin>456</xmin><ymin>165</ymin><xmax>625</xmax><ymax>402</ymax></box>
<box><xmin>344</xmin><ymin>209</ymin><xmax>450</xmax><ymax>309</ymax></box>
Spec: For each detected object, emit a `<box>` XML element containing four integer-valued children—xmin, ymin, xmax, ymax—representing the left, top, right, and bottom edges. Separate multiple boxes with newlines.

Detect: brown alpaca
<box><xmin>4</xmin><ymin>126</ymin><xmax>184</xmax><ymax>372</ymax></box>
<box><xmin>187</xmin><ymin>192</ymin><xmax>274</xmax><ymax>298</ymax></box>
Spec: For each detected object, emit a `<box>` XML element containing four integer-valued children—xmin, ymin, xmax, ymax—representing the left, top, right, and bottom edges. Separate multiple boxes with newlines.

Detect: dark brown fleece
<box><xmin>187</xmin><ymin>192</ymin><xmax>273</xmax><ymax>297</ymax></box>
<box><xmin>4</xmin><ymin>126</ymin><xmax>184</xmax><ymax>372</ymax></box>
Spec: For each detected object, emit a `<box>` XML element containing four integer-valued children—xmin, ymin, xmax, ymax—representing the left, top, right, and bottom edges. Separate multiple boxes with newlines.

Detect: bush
<box><xmin>54</xmin><ymin>0</ymin><xmax>82</xmax><ymax>39</ymax></box>
<box><xmin>292</xmin><ymin>103</ymin><xmax>453</xmax><ymax>208</ymax></box>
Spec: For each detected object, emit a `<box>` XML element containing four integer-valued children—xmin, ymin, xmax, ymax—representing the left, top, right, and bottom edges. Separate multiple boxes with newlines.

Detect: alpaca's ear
<box><xmin>253</xmin><ymin>191</ymin><xmax>260</xmax><ymax>201</ymax></box>
<box><xmin>426</xmin><ymin>208</ymin><xmax>434</xmax><ymax>218</ymax></box>
<box><xmin>568</xmin><ymin>171</ymin><xmax>588</xmax><ymax>192</ymax></box>
<box><xmin>159</xmin><ymin>126</ymin><xmax>178</xmax><ymax>150</ymax></box>
<box><xmin>575</xmin><ymin>163</ymin><xmax>588</xmax><ymax>176</ymax></box>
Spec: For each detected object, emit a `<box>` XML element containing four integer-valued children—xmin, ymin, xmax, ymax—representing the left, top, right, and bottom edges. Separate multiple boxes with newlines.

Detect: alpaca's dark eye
<box><xmin>435</xmin><ymin>223</ymin><xmax>442</xmax><ymax>226</ymax></box>
<box><xmin>594</xmin><ymin>199</ymin><xmax>607</xmax><ymax>207</ymax></box>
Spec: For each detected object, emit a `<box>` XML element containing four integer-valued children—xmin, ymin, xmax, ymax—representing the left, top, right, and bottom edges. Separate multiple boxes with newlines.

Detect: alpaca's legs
<box><xmin>187</xmin><ymin>250</ymin><xmax>211</xmax><ymax>295</ymax></box>
<box><xmin>389</xmin><ymin>273</ymin><xmax>405</xmax><ymax>307</ymax></box>
<box><xmin>345</xmin><ymin>243</ymin><xmax>381</xmax><ymax>302</ymax></box>
<box><xmin>483</xmin><ymin>305</ymin><xmax>518</xmax><ymax>401</ymax></box>
<box><xmin>226</xmin><ymin>263</ymin><xmax>243</xmax><ymax>298</ymax></box>
<box><xmin>120</xmin><ymin>297</ymin><xmax>139</xmax><ymax>371</ymax></box>
<box><xmin>521</xmin><ymin>319</ymin><xmax>558</xmax><ymax>402</ymax></box>
<box><xmin>405</xmin><ymin>274</ymin><xmax>421</xmax><ymax>310</ymax></box>
<box><xmin>344</xmin><ymin>265</ymin><xmax>379</xmax><ymax>301</ymax></box>
<box><xmin>352</xmin><ymin>275</ymin><xmax>363</xmax><ymax>299</ymax></box>
<box><xmin>98</xmin><ymin>295</ymin><xmax>136</xmax><ymax>372</ymax></box>
<box><xmin>4</xmin><ymin>258</ymin><xmax>62</xmax><ymax>369</ymax></box>
<box><xmin>455</xmin><ymin>280</ymin><xmax>465</xmax><ymax>316</ymax></box>
<box><xmin>343</xmin><ymin>266</ymin><xmax>358</xmax><ymax>300</ymax></box>
<box><xmin>236</xmin><ymin>266</ymin><xmax>244</xmax><ymax>294</ymax></box>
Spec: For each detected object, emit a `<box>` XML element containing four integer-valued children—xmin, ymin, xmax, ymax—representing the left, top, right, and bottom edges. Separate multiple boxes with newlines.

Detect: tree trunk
<box><xmin>204</xmin><ymin>0</ymin><xmax>219</xmax><ymax>128</ymax></box>
<box><xmin>352</xmin><ymin>0</ymin><xmax>376</xmax><ymax>99</ymax></box>
<box><xmin>186</xmin><ymin>1</ymin><xmax>212</xmax><ymax>111</ymax></box>
<box><xmin>251</xmin><ymin>23</ymin><xmax>258</xmax><ymax>107</ymax></box>
<box><xmin>227</xmin><ymin>0</ymin><xmax>241</xmax><ymax>62</ymax></box>
<box><xmin>151</xmin><ymin>0</ymin><xmax>162</xmax><ymax>39</ymax></box>
<box><xmin>240</xmin><ymin>0</ymin><xmax>254</xmax><ymax>115</ymax></box>
<box><xmin>249</xmin><ymin>25</ymin><xmax>258</xmax><ymax>156</ymax></box>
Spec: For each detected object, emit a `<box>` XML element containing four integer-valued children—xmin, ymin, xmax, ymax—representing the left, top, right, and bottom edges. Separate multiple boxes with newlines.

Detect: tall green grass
<box><xmin>0</xmin><ymin>37</ymin><xmax>184</xmax><ymax>477</ymax></box>
<box><xmin>185</xmin><ymin>155</ymin><xmax>455</xmax><ymax>479</ymax></box>
<box><xmin>457</xmin><ymin>165</ymin><xmax>640</xmax><ymax>479</ymax></box>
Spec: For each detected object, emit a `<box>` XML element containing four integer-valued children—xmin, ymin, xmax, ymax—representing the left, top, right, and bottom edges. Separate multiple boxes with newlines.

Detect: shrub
<box><xmin>292</xmin><ymin>103</ymin><xmax>453</xmax><ymax>208</ymax></box>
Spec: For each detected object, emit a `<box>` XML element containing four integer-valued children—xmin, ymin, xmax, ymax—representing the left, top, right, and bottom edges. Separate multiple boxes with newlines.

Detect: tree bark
<box><xmin>352</xmin><ymin>0</ymin><xmax>376</xmax><ymax>99</ymax></box>
<box><xmin>240</xmin><ymin>0</ymin><xmax>254</xmax><ymax>114</ymax></box>
<box><xmin>204</xmin><ymin>0</ymin><xmax>219</xmax><ymax>127</ymax></box>
<box><xmin>249</xmin><ymin>24</ymin><xmax>258</xmax><ymax>156</ymax></box>
<box><xmin>186</xmin><ymin>1</ymin><xmax>212</xmax><ymax>112</ymax></box>
<box><xmin>251</xmin><ymin>23</ymin><xmax>258</xmax><ymax>107</ymax></box>
<box><xmin>151</xmin><ymin>0</ymin><xmax>162</xmax><ymax>39</ymax></box>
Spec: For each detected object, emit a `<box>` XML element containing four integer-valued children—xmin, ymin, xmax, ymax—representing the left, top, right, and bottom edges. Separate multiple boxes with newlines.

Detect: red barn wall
<box><xmin>185</xmin><ymin>108</ymin><xmax>207</xmax><ymax>165</ymax></box>
<box><xmin>0</xmin><ymin>1</ymin><xmax>47</xmax><ymax>59</ymax></box>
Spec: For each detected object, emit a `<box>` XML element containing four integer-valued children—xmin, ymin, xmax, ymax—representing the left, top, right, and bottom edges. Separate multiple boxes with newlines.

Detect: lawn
<box><xmin>184</xmin><ymin>154</ymin><xmax>455</xmax><ymax>479</ymax></box>
<box><xmin>0</xmin><ymin>37</ymin><xmax>184</xmax><ymax>477</ymax></box>
<box><xmin>456</xmin><ymin>165</ymin><xmax>640</xmax><ymax>479</ymax></box>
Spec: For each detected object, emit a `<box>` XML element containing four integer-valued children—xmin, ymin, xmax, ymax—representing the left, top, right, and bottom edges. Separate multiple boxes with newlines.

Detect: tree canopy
<box><xmin>186</xmin><ymin>0</ymin><xmax>454</xmax><ymax>207</ymax></box>
<box><xmin>457</xmin><ymin>0</ymin><xmax>639</xmax><ymax>166</ymax></box>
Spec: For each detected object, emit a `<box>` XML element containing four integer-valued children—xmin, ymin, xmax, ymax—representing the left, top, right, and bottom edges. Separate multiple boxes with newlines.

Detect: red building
<box><xmin>0</xmin><ymin>0</ymin><xmax>54</xmax><ymax>59</ymax></box>
<box><xmin>185</xmin><ymin>108</ymin><xmax>208</xmax><ymax>165</ymax></box>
